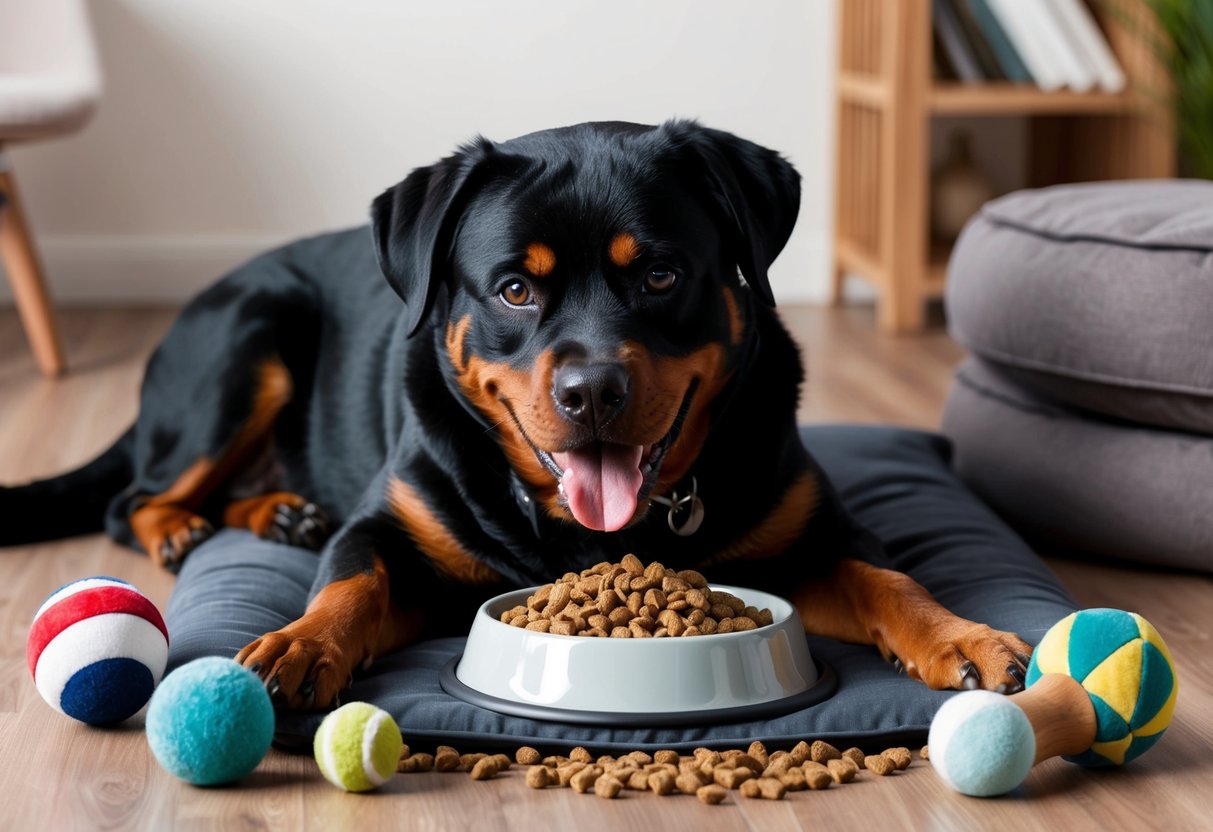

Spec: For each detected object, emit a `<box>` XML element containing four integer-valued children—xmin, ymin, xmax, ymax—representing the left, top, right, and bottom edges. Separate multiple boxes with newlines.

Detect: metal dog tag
<box><xmin>667</xmin><ymin>492</ymin><xmax>705</xmax><ymax>536</ymax></box>
<box><xmin>653</xmin><ymin>476</ymin><xmax>704</xmax><ymax>536</ymax></box>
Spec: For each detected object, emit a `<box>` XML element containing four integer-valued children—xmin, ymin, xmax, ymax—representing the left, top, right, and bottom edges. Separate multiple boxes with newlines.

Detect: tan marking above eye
<box><xmin>524</xmin><ymin>242</ymin><xmax>556</xmax><ymax>277</ymax></box>
<box><xmin>609</xmin><ymin>233</ymin><xmax>641</xmax><ymax>268</ymax></box>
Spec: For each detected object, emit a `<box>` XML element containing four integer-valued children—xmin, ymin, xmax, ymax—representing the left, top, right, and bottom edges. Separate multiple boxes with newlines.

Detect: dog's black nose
<box><xmin>552</xmin><ymin>362</ymin><xmax>630</xmax><ymax>430</ymax></box>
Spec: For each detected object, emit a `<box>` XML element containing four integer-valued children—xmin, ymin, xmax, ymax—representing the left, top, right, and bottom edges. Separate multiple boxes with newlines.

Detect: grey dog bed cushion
<box><xmin>944</xmin><ymin>357</ymin><xmax>1213</xmax><ymax>574</ymax></box>
<box><xmin>946</xmin><ymin>180</ymin><xmax>1213</xmax><ymax>435</ymax></box>
<box><xmin>164</xmin><ymin>425</ymin><xmax>1076</xmax><ymax>752</ymax></box>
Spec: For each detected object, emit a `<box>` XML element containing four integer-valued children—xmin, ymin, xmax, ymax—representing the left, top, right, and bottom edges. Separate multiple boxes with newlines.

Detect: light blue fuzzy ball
<box><xmin>928</xmin><ymin>690</ymin><xmax>1036</xmax><ymax>797</ymax></box>
<box><xmin>146</xmin><ymin>657</ymin><xmax>275</xmax><ymax>786</ymax></box>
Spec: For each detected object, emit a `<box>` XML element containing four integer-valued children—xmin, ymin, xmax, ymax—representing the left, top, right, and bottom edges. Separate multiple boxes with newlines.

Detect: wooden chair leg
<box><xmin>0</xmin><ymin>161</ymin><xmax>66</xmax><ymax>376</ymax></box>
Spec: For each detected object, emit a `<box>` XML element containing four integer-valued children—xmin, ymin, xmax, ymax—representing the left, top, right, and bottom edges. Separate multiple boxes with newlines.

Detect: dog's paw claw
<box><xmin>263</xmin><ymin>501</ymin><xmax>330</xmax><ymax>550</ymax></box>
<box><xmin>234</xmin><ymin>626</ymin><xmax>354</xmax><ymax>710</ymax></box>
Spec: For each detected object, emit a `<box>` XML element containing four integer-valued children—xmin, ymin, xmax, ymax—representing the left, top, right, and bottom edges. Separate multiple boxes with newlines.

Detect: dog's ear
<box><xmin>371</xmin><ymin>138</ymin><xmax>494</xmax><ymax>336</ymax></box>
<box><xmin>664</xmin><ymin>121</ymin><xmax>801</xmax><ymax>306</ymax></box>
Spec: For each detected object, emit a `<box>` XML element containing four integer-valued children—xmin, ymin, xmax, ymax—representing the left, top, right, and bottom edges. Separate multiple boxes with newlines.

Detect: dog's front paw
<box><xmin>130</xmin><ymin>504</ymin><xmax>214</xmax><ymax>573</ymax></box>
<box><xmin>893</xmin><ymin>622</ymin><xmax>1033</xmax><ymax>694</ymax></box>
<box><xmin>235</xmin><ymin>623</ymin><xmax>357</xmax><ymax>710</ymax></box>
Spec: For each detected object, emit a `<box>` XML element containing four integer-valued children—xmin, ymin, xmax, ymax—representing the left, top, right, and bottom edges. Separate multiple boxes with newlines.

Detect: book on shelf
<box><xmin>962</xmin><ymin>0</ymin><xmax>1034</xmax><ymax>84</ymax></box>
<box><xmin>1051</xmin><ymin>0</ymin><xmax>1127</xmax><ymax>92</ymax></box>
<box><xmin>933</xmin><ymin>0</ymin><xmax>985</xmax><ymax>82</ymax></box>
<box><xmin>983</xmin><ymin>0</ymin><xmax>1068</xmax><ymax>90</ymax></box>
<box><xmin>1026</xmin><ymin>0</ymin><xmax>1099</xmax><ymax>91</ymax></box>
<box><xmin>950</xmin><ymin>0</ymin><xmax>1123</xmax><ymax>94</ymax></box>
<box><xmin>948</xmin><ymin>0</ymin><xmax>1008</xmax><ymax>81</ymax></box>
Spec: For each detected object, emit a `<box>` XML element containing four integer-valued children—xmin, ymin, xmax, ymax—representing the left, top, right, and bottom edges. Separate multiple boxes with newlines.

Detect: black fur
<box><xmin>2</xmin><ymin>120</ymin><xmax>873</xmax><ymax>625</ymax></box>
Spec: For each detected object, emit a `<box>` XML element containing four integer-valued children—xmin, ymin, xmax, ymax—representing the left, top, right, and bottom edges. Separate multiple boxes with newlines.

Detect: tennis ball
<box><xmin>1026</xmin><ymin>608</ymin><xmax>1177</xmax><ymax>766</ymax></box>
<box><xmin>314</xmin><ymin>701</ymin><xmax>403</xmax><ymax>792</ymax></box>
<box><xmin>27</xmin><ymin>576</ymin><xmax>169</xmax><ymax>725</ymax></box>
<box><xmin>147</xmin><ymin>657</ymin><xmax>275</xmax><ymax>786</ymax></box>
<box><xmin>928</xmin><ymin>690</ymin><xmax>1036</xmax><ymax>797</ymax></box>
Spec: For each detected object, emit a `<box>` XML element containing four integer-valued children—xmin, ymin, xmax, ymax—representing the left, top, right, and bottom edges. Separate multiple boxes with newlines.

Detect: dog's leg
<box><xmin>791</xmin><ymin>558</ymin><xmax>1033</xmax><ymax>692</ymax></box>
<box><xmin>235</xmin><ymin>516</ymin><xmax>424</xmax><ymax>709</ymax></box>
<box><xmin>222</xmin><ymin>492</ymin><xmax>330</xmax><ymax>550</ymax></box>
<box><xmin>127</xmin><ymin>359</ymin><xmax>293</xmax><ymax>570</ymax></box>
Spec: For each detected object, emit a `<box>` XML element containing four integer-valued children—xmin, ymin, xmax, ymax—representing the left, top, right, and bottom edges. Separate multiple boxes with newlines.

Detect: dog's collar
<box><xmin>509</xmin><ymin>471</ymin><xmax>543</xmax><ymax>537</ymax></box>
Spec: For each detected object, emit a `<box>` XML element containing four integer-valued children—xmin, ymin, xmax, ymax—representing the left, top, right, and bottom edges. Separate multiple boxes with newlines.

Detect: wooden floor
<box><xmin>1</xmin><ymin>305</ymin><xmax>1210</xmax><ymax>831</ymax></box>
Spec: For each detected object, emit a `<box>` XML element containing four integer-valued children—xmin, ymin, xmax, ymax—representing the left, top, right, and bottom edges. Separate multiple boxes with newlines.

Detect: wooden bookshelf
<box><xmin>832</xmin><ymin>0</ymin><xmax>1176</xmax><ymax>334</ymax></box>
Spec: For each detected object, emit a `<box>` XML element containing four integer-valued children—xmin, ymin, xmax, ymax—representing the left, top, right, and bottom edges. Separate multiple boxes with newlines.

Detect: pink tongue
<box><xmin>560</xmin><ymin>443</ymin><xmax>645</xmax><ymax>532</ymax></box>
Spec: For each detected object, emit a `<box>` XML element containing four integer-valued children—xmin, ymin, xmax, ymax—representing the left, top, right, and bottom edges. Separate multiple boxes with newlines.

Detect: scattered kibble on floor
<box><xmin>394</xmin><ymin>741</ymin><xmax>926</xmax><ymax>803</ymax></box>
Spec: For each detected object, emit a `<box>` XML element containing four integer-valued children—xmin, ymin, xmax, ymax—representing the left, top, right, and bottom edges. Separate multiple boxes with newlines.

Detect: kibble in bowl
<box><xmin>443</xmin><ymin>555</ymin><xmax>827</xmax><ymax>724</ymax></box>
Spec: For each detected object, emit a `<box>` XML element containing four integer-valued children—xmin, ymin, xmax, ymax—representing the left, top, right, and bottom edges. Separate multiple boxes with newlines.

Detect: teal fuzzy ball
<box><xmin>146</xmin><ymin>657</ymin><xmax>275</xmax><ymax>786</ymax></box>
<box><xmin>928</xmin><ymin>690</ymin><xmax>1036</xmax><ymax>797</ymax></box>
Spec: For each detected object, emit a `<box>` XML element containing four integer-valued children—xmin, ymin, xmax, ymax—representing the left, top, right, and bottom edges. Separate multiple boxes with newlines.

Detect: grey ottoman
<box><xmin>942</xmin><ymin>180</ymin><xmax>1213</xmax><ymax>572</ymax></box>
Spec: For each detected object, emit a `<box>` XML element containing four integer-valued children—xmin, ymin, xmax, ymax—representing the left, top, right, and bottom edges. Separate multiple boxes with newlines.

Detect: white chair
<box><xmin>0</xmin><ymin>0</ymin><xmax>101</xmax><ymax>376</ymax></box>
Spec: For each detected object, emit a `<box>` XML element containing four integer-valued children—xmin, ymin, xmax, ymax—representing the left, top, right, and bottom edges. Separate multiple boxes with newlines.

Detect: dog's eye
<box><xmin>499</xmin><ymin>280</ymin><xmax>532</xmax><ymax>307</ymax></box>
<box><xmin>644</xmin><ymin>265</ymin><xmax>679</xmax><ymax>295</ymax></box>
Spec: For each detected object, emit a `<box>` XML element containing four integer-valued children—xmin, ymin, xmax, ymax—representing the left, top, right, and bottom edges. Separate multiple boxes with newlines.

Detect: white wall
<box><xmin>3</xmin><ymin>0</ymin><xmax>838</xmax><ymax>306</ymax></box>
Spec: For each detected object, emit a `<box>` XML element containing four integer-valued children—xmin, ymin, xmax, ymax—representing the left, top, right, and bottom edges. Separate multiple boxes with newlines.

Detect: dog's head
<box><xmin>372</xmin><ymin>121</ymin><xmax>799</xmax><ymax>532</ymax></box>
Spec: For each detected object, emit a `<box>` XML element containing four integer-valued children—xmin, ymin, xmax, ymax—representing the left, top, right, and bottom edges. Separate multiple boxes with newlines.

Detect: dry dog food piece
<box><xmin>697</xmin><ymin>784</ymin><xmax>728</xmax><ymax>805</ymax></box>
<box><xmin>516</xmin><ymin>746</ymin><xmax>541</xmax><ymax>765</ymax></box>
<box><xmin>827</xmin><ymin>757</ymin><xmax>858</xmax><ymax>784</ymax></box>
<box><xmin>842</xmin><ymin>747</ymin><xmax>866</xmax><ymax>768</ymax></box>
<box><xmin>434</xmin><ymin>746</ymin><xmax>461</xmax><ymax>772</ymax></box>
<box><xmin>649</xmin><ymin>770</ymin><xmax>676</xmax><ymax>796</ymax></box>
<box><xmin>810</xmin><ymin>740</ymin><xmax>841</xmax><ymax>763</ymax></box>
<box><xmin>398</xmin><ymin>753</ymin><xmax>435</xmax><ymax>773</ymax></box>
<box><xmin>740</xmin><ymin>777</ymin><xmax>787</xmax><ymax>800</ymax></box>
<box><xmin>491</xmin><ymin>753</ymin><xmax>511</xmax><ymax>771</ymax></box>
<box><xmin>733</xmin><ymin>753</ymin><xmax>765</xmax><ymax>774</ymax></box>
<box><xmin>526</xmin><ymin>765</ymin><xmax>553</xmax><ymax>789</ymax></box>
<box><xmin>763</xmin><ymin>755</ymin><xmax>794</xmax><ymax>778</ymax></box>
<box><xmin>920</xmin><ymin>745</ymin><xmax>930</xmax><ymax>761</ymax></box>
<box><xmin>511</xmin><ymin>556</ymin><xmax>772</xmax><ymax>637</ymax></box>
<box><xmin>595</xmin><ymin>774</ymin><xmax>624</xmax><ymax>799</ymax></box>
<box><xmin>778</xmin><ymin>767</ymin><xmax>807</xmax><ymax>791</ymax></box>
<box><xmin>626</xmin><ymin>770</ymin><xmax>651</xmax><ymax>791</ymax></box>
<box><xmin>469</xmin><ymin>757</ymin><xmax>499</xmax><ymax>780</ymax></box>
<box><xmin>654</xmin><ymin>749</ymin><xmax>679</xmax><ymax>766</ymax></box>
<box><xmin>747</xmin><ymin>741</ymin><xmax>769</xmax><ymax>769</ymax></box>
<box><xmin>864</xmin><ymin>755</ymin><xmax>895</xmax><ymax>776</ymax></box>
<box><xmin>570</xmin><ymin>765</ymin><xmax>603</xmax><ymax>793</ymax></box>
<box><xmin>713</xmin><ymin>766</ymin><xmax>753</xmax><ymax>789</ymax></box>
<box><xmin>789</xmin><ymin>740</ymin><xmax>811</xmax><ymax>765</ymax></box>
<box><xmin>677</xmin><ymin>771</ymin><xmax>708</xmax><ymax>795</ymax></box>
<box><xmin>802</xmin><ymin>761</ymin><xmax>833</xmax><ymax>790</ymax></box>
<box><xmin>569</xmin><ymin>746</ymin><xmax>593</xmax><ymax>763</ymax></box>
<box><xmin>543</xmin><ymin>755</ymin><xmax>567</xmax><ymax>768</ymax></box>
<box><xmin>461</xmin><ymin>752</ymin><xmax>487</xmax><ymax>770</ymax></box>
<box><xmin>556</xmin><ymin>762</ymin><xmax>587</xmax><ymax>786</ymax></box>
<box><xmin>883</xmin><ymin>747</ymin><xmax>912</xmax><ymax>770</ymax></box>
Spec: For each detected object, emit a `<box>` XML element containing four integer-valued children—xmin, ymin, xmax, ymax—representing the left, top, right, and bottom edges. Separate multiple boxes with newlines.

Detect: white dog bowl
<box><xmin>440</xmin><ymin>584</ymin><xmax>835</xmax><ymax>725</ymax></box>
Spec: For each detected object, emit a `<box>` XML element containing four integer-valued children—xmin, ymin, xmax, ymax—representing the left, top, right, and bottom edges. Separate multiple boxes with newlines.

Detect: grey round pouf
<box><xmin>942</xmin><ymin>180</ymin><xmax>1213</xmax><ymax>572</ymax></box>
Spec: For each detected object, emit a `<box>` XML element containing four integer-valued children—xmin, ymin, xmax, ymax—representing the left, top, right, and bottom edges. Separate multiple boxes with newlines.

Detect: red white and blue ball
<box><xmin>27</xmin><ymin>577</ymin><xmax>169</xmax><ymax>725</ymax></box>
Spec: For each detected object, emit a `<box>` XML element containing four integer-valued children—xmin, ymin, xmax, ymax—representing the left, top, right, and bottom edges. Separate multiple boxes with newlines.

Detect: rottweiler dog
<box><xmin>1</xmin><ymin>121</ymin><xmax>1031</xmax><ymax>709</ymax></box>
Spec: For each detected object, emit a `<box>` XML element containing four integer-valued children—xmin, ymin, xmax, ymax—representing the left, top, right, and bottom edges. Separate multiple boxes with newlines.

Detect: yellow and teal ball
<box><xmin>1026</xmin><ymin>608</ymin><xmax>1177</xmax><ymax>767</ymax></box>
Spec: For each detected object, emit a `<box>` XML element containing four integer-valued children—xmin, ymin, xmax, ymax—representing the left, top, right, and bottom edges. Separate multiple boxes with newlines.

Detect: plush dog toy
<box><xmin>928</xmin><ymin>608</ymin><xmax>1177</xmax><ymax>796</ymax></box>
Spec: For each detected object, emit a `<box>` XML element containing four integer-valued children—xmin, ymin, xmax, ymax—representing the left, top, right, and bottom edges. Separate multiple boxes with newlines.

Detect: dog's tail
<box><xmin>0</xmin><ymin>426</ymin><xmax>134</xmax><ymax>545</ymax></box>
